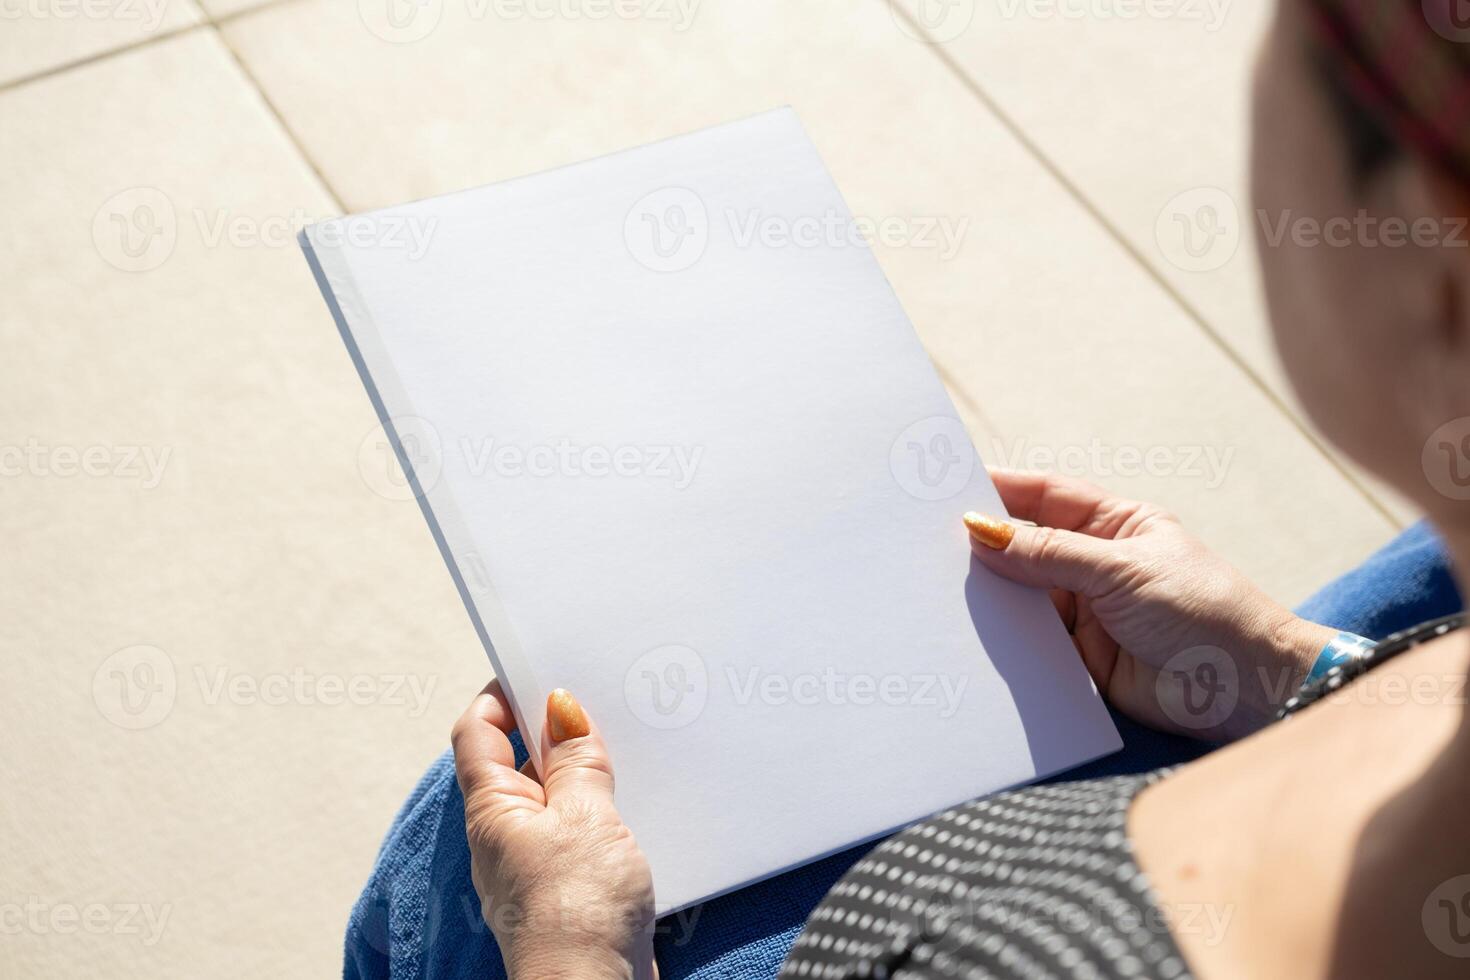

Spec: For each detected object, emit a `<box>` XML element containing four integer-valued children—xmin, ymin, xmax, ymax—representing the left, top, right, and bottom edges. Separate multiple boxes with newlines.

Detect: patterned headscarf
<box><xmin>1308</xmin><ymin>0</ymin><xmax>1470</xmax><ymax>182</ymax></box>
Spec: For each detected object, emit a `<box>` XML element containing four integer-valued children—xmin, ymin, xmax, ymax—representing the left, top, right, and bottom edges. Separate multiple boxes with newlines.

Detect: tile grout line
<box><xmin>0</xmin><ymin>0</ymin><xmax>303</xmax><ymax>95</ymax></box>
<box><xmin>0</xmin><ymin>21</ymin><xmax>201</xmax><ymax>92</ymax></box>
<box><xmin>888</xmin><ymin>2</ymin><xmax>1403</xmax><ymax>531</ymax></box>
<box><xmin>936</xmin><ymin>363</ymin><xmax>1004</xmax><ymax>444</ymax></box>
<box><xmin>204</xmin><ymin>11</ymin><xmax>349</xmax><ymax>215</ymax></box>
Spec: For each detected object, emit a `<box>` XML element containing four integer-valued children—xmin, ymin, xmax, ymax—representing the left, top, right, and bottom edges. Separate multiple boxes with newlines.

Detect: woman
<box><xmin>352</xmin><ymin>0</ymin><xmax>1470</xmax><ymax>976</ymax></box>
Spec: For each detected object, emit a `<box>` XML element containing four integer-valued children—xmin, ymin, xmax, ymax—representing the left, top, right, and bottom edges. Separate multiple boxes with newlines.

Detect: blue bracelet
<box><xmin>1303</xmin><ymin>630</ymin><xmax>1376</xmax><ymax>687</ymax></box>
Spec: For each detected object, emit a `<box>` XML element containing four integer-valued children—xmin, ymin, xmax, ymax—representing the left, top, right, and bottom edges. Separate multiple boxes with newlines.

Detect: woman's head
<box><xmin>1252</xmin><ymin>0</ymin><xmax>1470</xmax><ymax>530</ymax></box>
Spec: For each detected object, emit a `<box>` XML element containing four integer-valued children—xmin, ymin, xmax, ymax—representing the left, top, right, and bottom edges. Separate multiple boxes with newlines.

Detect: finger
<box><xmin>1071</xmin><ymin>595</ymin><xmax>1121</xmax><ymax>688</ymax></box>
<box><xmin>1101</xmin><ymin>654</ymin><xmax>1190</xmax><ymax>736</ymax></box>
<box><xmin>965</xmin><ymin>513</ymin><xmax>1126</xmax><ymax>596</ymax></box>
<box><xmin>538</xmin><ymin>689</ymin><xmax>616</xmax><ymax>809</ymax></box>
<box><xmin>1049</xmin><ymin>588</ymin><xmax>1077</xmax><ymax>632</ymax></box>
<box><xmin>452</xmin><ymin>679</ymin><xmax>516</xmax><ymax>765</ymax></box>
<box><xmin>987</xmin><ymin>469</ymin><xmax>1142</xmax><ymax>539</ymax></box>
<box><xmin>451</xmin><ymin>679</ymin><xmax>545</xmax><ymax>806</ymax></box>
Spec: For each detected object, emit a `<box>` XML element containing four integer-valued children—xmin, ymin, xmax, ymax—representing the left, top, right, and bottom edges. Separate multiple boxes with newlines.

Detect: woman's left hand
<box><xmin>451</xmin><ymin>681</ymin><xmax>657</xmax><ymax>980</ymax></box>
<box><xmin>966</xmin><ymin>469</ymin><xmax>1336</xmax><ymax>741</ymax></box>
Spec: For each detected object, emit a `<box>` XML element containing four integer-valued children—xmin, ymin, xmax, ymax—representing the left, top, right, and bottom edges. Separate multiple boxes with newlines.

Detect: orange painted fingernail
<box><xmin>963</xmin><ymin>512</ymin><xmax>1015</xmax><ymax>550</ymax></box>
<box><xmin>547</xmin><ymin>688</ymin><xmax>590</xmax><ymax>742</ymax></box>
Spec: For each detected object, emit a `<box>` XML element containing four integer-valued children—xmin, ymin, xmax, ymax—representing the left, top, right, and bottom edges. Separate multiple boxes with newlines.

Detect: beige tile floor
<box><xmin>0</xmin><ymin>2</ymin><xmax>1408</xmax><ymax>977</ymax></box>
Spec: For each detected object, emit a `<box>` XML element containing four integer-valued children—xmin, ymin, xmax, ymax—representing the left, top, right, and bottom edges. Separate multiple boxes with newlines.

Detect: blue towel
<box><xmin>345</xmin><ymin>519</ymin><xmax>1460</xmax><ymax>980</ymax></box>
<box><xmin>1294</xmin><ymin>519</ymin><xmax>1462</xmax><ymax>640</ymax></box>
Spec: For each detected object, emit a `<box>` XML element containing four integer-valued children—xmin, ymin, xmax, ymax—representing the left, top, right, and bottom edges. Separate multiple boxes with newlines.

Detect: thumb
<box><xmin>538</xmin><ymin>688</ymin><xmax>616</xmax><ymax>808</ymax></box>
<box><xmin>964</xmin><ymin>511</ymin><xmax>1124</xmax><ymax>596</ymax></box>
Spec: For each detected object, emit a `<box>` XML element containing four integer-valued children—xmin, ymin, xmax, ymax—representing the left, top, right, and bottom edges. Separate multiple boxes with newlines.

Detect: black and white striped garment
<box><xmin>779</xmin><ymin>771</ymin><xmax>1190</xmax><ymax>980</ymax></box>
<box><xmin>780</xmin><ymin>615</ymin><xmax>1466</xmax><ymax>980</ymax></box>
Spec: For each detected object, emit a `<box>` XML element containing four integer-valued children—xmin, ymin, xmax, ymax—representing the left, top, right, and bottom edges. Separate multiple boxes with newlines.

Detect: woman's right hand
<box><xmin>452</xmin><ymin>683</ymin><xmax>656</xmax><ymax>980</ymax></box>
<box><xmin>965</xmin><ymin>469</ymin><xmax>1337</xmax><ymax>741</ymax></box>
